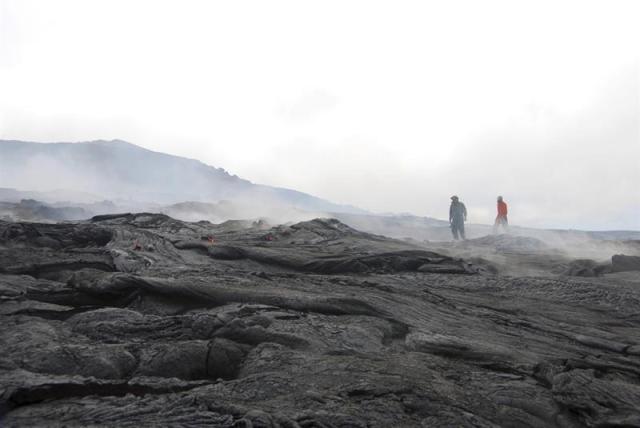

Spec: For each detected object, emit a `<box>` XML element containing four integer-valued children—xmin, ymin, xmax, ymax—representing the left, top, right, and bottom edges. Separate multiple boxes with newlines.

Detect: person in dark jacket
<box><xmin>449</xmin><ymin>195</ymin><xmax>467</xmax><ymax>240</ymax></box>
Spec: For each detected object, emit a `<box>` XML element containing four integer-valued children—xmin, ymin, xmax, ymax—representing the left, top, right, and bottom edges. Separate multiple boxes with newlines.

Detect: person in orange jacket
<box><xmin>493</xmin><ymin>195</ymin><xmax>508</xmax><ymax>234</ymax></box>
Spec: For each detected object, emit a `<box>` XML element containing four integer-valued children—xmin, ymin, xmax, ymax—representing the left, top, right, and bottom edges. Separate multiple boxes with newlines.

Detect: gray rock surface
<box><xmin>612</xmin><ymin>254</ymin><xmax>640</xmax><ymax>272</ymax></box>
<box><xmin>1</xmin><ymin>214</ymin><xmax>639</xmax><ymax>427</ymax></box>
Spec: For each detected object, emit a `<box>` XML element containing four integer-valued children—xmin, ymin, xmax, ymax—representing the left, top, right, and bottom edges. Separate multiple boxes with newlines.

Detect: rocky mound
<box><xmin>558</xmin><ymin>259</ymin><xmax>610</xmax><ymax>277</ymax></box>
<box><xmin>612</xmin><ymin>254</ymin><xmax>640</xmax><ymax>272</ymax></box>
<box><xmin>1</xmin><ymin>215</ymin><xmax>639</xmax><ymax>427</ymax></box>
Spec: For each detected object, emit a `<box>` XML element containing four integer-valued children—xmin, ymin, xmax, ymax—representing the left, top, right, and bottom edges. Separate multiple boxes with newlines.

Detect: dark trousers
<box><xmin>493</xmin><ymin>216</ymin><xmax>508</xmax><ymax>234</ymax></box>
<box><xmin>451</xmin><ymin>221</ymin><xmax>465</xmax><ymax>240</ymax></box>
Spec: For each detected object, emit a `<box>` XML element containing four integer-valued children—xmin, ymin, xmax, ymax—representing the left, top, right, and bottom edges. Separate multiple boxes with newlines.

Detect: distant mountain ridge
<box><xmin>0</xmin><ymin>139</ymin><xmax>366</xmax><ymax>214</ymax></box>
<box><xmin>4</xmin><ymin>140</ymin><xmax>637</xmax><ymax>244</ymax></box>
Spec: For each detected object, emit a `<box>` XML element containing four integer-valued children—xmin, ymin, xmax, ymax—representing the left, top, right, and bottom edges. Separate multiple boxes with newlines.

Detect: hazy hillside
<box><xmin>0</xmin><ymin>140</ymin><xmax>366</xmax><ymax>214</ymax></box>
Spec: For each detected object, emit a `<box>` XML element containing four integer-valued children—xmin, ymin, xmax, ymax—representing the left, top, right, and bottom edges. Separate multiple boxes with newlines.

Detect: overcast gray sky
<box><xmin>1</xmin><ymin>0</ymin><xmax>639</xmax><ymax>229</ymax></box>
